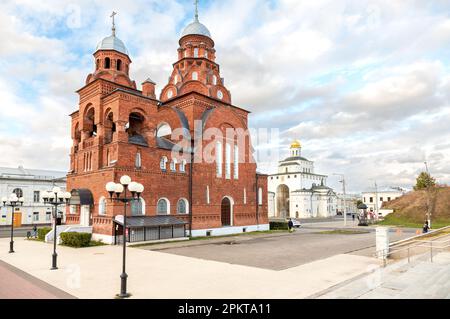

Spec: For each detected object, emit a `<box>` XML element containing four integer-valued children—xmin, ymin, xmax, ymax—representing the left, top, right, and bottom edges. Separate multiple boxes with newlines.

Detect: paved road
<box><xmin>0</xmin><ymin>259</ymin><xmax>75</xmax><ymax>299</ymax></box>
<box><xmin>140</xmin><ymin>228</ymin><xmax>412</xmax><ymax>270</ymax></box>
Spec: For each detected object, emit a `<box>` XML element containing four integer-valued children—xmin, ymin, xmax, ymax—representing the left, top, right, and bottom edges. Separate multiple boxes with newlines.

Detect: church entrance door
<box><xmin>221</xmin><ymin>197</ymin><xmax>231</xmax><ymax>226</ymax></box>
<box><xmin>276</xmin><ymin>184</ymin><xmax>290</xmax><ymax>218</ymax></box>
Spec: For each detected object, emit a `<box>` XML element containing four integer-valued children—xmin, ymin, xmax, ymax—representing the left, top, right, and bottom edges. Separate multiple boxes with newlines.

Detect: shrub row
<box><xmin>60</xmin><ymin>232</ymin><xmax>92</xmax><ymax>247</ymax></box>
<box><xmin>270</xmin><ymin>221</ymin><xmax>288</xmax><ymax>230</ymax></box>
<box><xmin>37</xmin><ymin>227</ymin><xmax>52</xmax><ymax>240</ymax></box>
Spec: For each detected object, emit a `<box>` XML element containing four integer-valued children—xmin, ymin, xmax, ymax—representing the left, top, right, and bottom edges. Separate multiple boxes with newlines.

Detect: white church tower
<box><xmin>268</xmin><ymin>140</ymin><xmax>337</xmax><ymax>219</ymax></box>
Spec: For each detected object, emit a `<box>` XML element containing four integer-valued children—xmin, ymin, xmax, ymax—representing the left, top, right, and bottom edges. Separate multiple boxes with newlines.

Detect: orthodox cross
<box><xmin>194</xmin><ymin>0</ymin><xmax>199</xmax><ymax>21</ymax></box>
<box><xmin>111</xmin><ymin>11</ymin><xmax>117</xmax><ymax>36</ymax></box>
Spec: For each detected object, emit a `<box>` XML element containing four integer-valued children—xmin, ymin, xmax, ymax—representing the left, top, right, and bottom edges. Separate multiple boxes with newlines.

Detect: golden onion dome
<box><xmin>290</xmin><ymin>140</ymin><xmax>301</xmax><ymax>148</ymax></box>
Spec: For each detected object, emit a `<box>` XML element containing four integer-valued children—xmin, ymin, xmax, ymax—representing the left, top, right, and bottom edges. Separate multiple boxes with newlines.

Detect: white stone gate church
<box><xmin>268</xmin><ymin>141</ymin><xmax>337</xmax><ymax>219</ymax></box>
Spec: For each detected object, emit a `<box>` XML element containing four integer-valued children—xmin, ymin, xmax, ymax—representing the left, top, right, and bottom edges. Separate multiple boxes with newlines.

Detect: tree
<box><xmin>414</xmin><ymin>172</ymin><xmax>436</xmax><ymax>191</ymax></box>
<box><xmin>356</xmin><ymin>199</ymin><xmax>363</xmax><ymax>207</ymax></box>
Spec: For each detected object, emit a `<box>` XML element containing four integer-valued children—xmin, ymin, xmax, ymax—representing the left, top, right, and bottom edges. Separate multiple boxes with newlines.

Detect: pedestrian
<box><xmin>32</xmin><ymin>224</ymin><xmax>37</xmax><ymax>238</ymax></box>
<box><xmin>352</xmin><ymin>214</ymin><xmax>355</xmax><ymax>222</ymax></box>
<box><xmin>288</xmin><ymin>218</ymin><xmax>294</xmax><ymax>233</ymax></box>
<box><xmin>423</xmin><ymin>221</ymin><xmax>430</xmax><ymax>234</ymax></box>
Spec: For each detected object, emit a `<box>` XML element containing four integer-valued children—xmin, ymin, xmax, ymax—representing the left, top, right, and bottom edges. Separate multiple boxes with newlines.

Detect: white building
<box><xmin>361</xmin><ymin>186</ymin><xmax>406</xmax><ymax>215</ymax></box>
<box><xmin>268</xmin><ymin>141</ymin><xmax>337</xmax><ymax>219</ymax></box>
<box><xmin>336</xmin><ymin>193</ymin><xmax>359</xmax><ymax>215</ymax></box>
<box><xmin>0</xmin><ymin>166</ymin><xmax>67</xmax><ymax>226</ymax></box>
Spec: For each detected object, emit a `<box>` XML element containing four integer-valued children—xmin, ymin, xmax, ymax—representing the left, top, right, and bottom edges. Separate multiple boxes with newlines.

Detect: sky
<box><xmin>1</xmin><ymin>0</ymin><xmax>450</xmax><ymax>193</ymax></box>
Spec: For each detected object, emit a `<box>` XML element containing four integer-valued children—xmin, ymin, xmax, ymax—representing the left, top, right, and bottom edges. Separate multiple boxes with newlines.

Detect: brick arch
<box><xmin>179</xmin><ymin>80</ymin><xmax>209</xmax><ymax>96</ymax></box>
<box><xmin>210</xmin><ymin>85</ymin><xmax>231</xmax><ymax>104</ymax></box>
<box><xmin>202</xmin><ymin>106</ymin><xmax>248</xmax><ymax>132</ymax></box>
<box><xmin>160</xmin><ymin>84</ymin><xmax>178</xmax><ymax>101</ymax></box>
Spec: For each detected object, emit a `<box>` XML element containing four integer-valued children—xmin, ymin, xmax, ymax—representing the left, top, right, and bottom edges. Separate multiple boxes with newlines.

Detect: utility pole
<box><xmin>374</xmin><ymin>181</ymin><xmax>379</xmax><ymax>217</ymax></box>
<box><xmin>334</xmin><ymin>174</ymin><xmax>347</xmax><ymax>226</ymax></box>
<box><xmin>424</xmin><ymin>161</ymin><xmax>431</xmax><ymax>229</ymax></box>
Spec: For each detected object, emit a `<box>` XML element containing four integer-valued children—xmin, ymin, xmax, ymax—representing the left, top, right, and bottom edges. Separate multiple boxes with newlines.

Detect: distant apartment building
<box><xmin>361</xmin><ymin>186</ymin><xmax>406</xmax><ymax>214</ymax></box>
<box><xmin>0</xmin><ymin>166</ymin><xmax>67</xmax><ymax>226</ymax></box>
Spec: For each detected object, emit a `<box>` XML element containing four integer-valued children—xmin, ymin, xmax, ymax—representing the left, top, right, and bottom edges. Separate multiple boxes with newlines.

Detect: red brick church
<box><xmin>66</xmin><ymin>8</ymin><xmax>269</xmax><ymax>244</ymax></box>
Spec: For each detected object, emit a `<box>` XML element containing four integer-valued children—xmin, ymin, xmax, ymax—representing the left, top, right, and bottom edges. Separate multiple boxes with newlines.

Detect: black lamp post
<box><xmin>2</xmin><ymin>194</ymin><xmax>24</xmax><ymax>253</ymax></box>
<box><xmin>106</xmin><ymin>175</ymin><xmax>144</xmax><ymax>298</ymax></box>
<box><xmin>42</xmin><ymin>187</ymin><xmax>71</xmax><ymax>270</ymax></box>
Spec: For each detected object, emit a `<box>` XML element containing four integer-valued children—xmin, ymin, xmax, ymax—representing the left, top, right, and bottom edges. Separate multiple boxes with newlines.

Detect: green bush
<box><xmin>60</xmin><ymin>232</ymin><xmax>92</xmax><ymax>247</ymax></box>
<box><xmin>270</xmin><ymin>221</ymin><xmax>288</xmax><ymax>230</ymax></box>
<box><xmin>37</xmin><ymin>227</ymin><xmax>52</xmax><ymax>240</ymax></box>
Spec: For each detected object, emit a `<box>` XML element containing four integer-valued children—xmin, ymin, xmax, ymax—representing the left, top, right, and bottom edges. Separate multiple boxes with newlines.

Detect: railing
<box><xmin>376</xmin><ymin>234</ymin><xmax>450</xmax><ymax>267</ymax></box>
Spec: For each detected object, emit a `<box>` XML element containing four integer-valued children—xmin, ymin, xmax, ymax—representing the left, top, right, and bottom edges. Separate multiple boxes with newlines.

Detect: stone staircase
<box><xmin>318</xmin><ymin>251</ymin><xmax>450</xmax><ymax>299</ymax></box>
<box><xmin>45</xmin><ymin>225</ymin><xmax>92</xmax><ymax>244</ymax></box>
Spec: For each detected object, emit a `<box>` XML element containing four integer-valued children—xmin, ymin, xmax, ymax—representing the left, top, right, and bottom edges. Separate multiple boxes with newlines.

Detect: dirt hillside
<box><xmin>382</xmin><ymin>186</ymin><xmax>450</xmax><ymax>223</ymax></box>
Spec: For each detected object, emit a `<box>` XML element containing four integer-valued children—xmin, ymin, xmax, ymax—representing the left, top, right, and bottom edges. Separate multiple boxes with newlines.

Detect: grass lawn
<box><xmin>377</xmin><ymin>214</ymin><xmax>450</xmax><ymax>229</ymax></box>
<box><xmin>317</xmin><ymin>229</ymin><xmax>370</xmax><ymax>235</ymax></box>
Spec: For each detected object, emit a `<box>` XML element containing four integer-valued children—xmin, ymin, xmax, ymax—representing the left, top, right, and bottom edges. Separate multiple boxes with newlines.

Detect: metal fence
<box><xmin>115</xmin><ymin>225</ymin><xmax>186</xmax><ymax>244</ymax></box>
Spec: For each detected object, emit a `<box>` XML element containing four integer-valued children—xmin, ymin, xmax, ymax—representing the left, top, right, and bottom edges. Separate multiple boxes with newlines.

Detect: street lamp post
<box><xmin>333</xmin><ymin>173</ymin><xmax>347</xmax><ymax>226</ymax></box>
<box><xmin>2</xmin><ymin>193</ymin><xmax>24</xmax><ymax>253</ymax></box>
<box><xmin>106</xmin><ymin>176</ymin><xmax>144</xmax><ymax>298</ymax></box>
<box><xmin>424</xmin><ymin>161</ymin><xmax>431</xmax><ymax>228</ymax></box>
<box><xmin>42</xmin><ymin>187</ymin><xmax>71</xmax><ymax>270</ymax></box>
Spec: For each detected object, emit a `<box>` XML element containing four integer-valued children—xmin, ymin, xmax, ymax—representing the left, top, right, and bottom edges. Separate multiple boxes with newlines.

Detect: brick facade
<box><xmin>66</xmin><ymin>18</ymin><xmax>268</xmax><ymax>241</ymax></box>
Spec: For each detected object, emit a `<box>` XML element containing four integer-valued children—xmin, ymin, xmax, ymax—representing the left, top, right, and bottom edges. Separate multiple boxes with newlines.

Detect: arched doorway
<box><xmin>221</xmin><ymin>197</ymin><xmax>232</xmax><ymax>226</ymax></box>
<box><xmin>276</xmin><ymin>184</ymin><xmax>290</xmax><ymax>218</ymax></box>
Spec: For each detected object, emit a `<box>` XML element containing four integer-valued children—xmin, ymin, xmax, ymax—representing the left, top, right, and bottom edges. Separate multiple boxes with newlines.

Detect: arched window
<box><xmin>98</xmin><ymin>197</ymin><xmax>106</xmax><ymax>215</ymax></box>
<box><xmin>194</xmin><ymin>48</ymin><xmax>199</xmax><ymax>58</ymax></box>
<box><xmin>85</xmin><ymin>107</ymin><xmax>96</xmax><ymax>137</ymax></box>
<box><xmin>206</xmin><ymin>185</ymin><xmax>210</xmax><ymax>204</ymax></box>
<box><xmin>258</xmin><ymin>187</ymin><xmax>263</xmax><ymax>205</ymax></box>
<box><xmin>157</xmin><ymin>198</ymin><xmax>169</xmax><ymax>215</ymax></box>
<box><xmin>170</xmin><ymin>159</ymin><xmax>177</xmax><ymax>171</ymax></box>
<box><xmin>234</xmin><ymin>144</ymin><xmax>239</xmax><ymax>179</ymax></box>
<box><xmin>213</xmin><ymin>75</ymin><xmax>217</xmax><ymax>85</ymax></box>
<box><xmin>116</xmin><ymin>59</ymin><xmax>122</xmax><ymax>71</ymax></box>
<box><xmin>105</xmin><ymin>57</ymin><xmax>110</xmax><ymax>69</ymax></box>
<box><xmin>135</xmin><ymin>152</ymin><xmax>141</xmax><ymax>169</ymax></box>
<box><xmin>225</xmin><ymin>143</ymin><xmax>231</xmax><ymax>179</ymax></box>
<box><xmin>131</xmin><ymin>198</ymin><xmax>145</xmax><ymax>216</ymax></box>
<box><xmin>127</xmin><ymin>112</ymin><xmax>147</xmax><ymax>146</ymax></box>
<box><xmin>13</xmin><ymin>188</ymin><xmax>23</xmax><ymax>198</ymax></box>
<box><xmin>177</xmin><ymin>198</ymin><xmax>189</xmax><ymax>214</ymax></box>
<box><xmin>180</xmin><ymin>159</ymin><xmax>187</xmax><ymax>172</ymax></box>
<box><xmin>216</xmin><ymin>141</ymin><xmax>222</xmax><ymax>177</ymax></box>
<box><xmin>160</xmin><ymin>156</ymin><xmax>168</xmax><ymax>170</ymax></box>
<box><xmin>192</xmin><ymin>72</ymin><xmax>198</xmax><ymax>81</ymax></box>
<box><xmin>156</xmin><ymin>122</ymin><xmax>172</xmax><ymax>137</ymax></box>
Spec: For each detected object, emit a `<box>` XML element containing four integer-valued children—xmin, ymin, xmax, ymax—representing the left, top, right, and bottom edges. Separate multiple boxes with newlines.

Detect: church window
<box><xmin>194</xmin><ymin>48</ymin><xmax>199</xmax><ymax>57</ymax></box>
<box><xmin>85</xmin><ymin>107</ymin><xmax>96</xmax><ymax>137</ymax></box>
<box><xmin>105</xmin><ymin>112</ymin><xmax>115</xmax><ymax>144</ymax></box>
<box><xmin>216</xmin><ymin>141</ymin><xmax>222</xmax><ymax>177</ymax></box>
<box><xmin>170</xmin><ymin>159</ymin><xmax>177</xmax><ymax>171</ymax></box>
<box><xmin>131</xmin><ymin>198</ymin><xmax>145</xmax><ymax>216</ymax></box>
<box><xmin>225</xmin><ymin>143</ymin><xmax>231</xmax><ymax>179</ymax></box>
<box><xmin>177</xmin><ymin>198</ymin><xmax>188</xmax><ymax>214</ymax></box>
<box><xmin>243</xmin><ymin>188</ymin><xmax>247</xmax><ymax>204</ymax></box>
<box><xmin>234</xmin><ymin>144</ymin><xmax>239</xmax><ymax>179</ymax></box>
<box><xmin>105</xmin><ymin>57</ymin><xmax>110</xmax><ymax>69</ymax></box>
<box><xmin>205</xmin><ymin>50</ymin><xmax>208</xmax><ymax>59</ymax></box>
<box><xmin>167</xmin><ymin>89</ymin><xmax>173</xmax><ymax>99</ymax></box>
<box><xmin>192</xmin><ymin>72</ymin><xmax>198</xmax><ymax>80</ymax></box>
<box><xmin>160</xmin><ymin>156</ymin><xmax>168</xmax><ymax>170</ymax></box>
<box><xmin>116</xmin><ymin>59</ymin><xmax>122</xmax><ymax>71</ymax></box>
<box><xmin>135</xmin><ymin>152</ymin><xmax>141</xmax><ymax>169</ymax></box>
<box><xmin>99</xmin><ymin>197</ymin><xmax>106</xmax><ymax>215</ymax></box>
<box><xmin>157</xmin><ymin>198</ymin><xmax>169</xmax><ymax>215</ymax></box>
<box><xmin>206</xmin><ymin>186</ymin><xmax>210</xmax><ymax>204</ymax></box>
<box><xmin>217</xmin><ymin>90</ymin><xmax>223</xmax><ymax>100</ymax></box>
<box><xmin>156</xmin><ymin>122</ymin><xmax>172</xmax><ymax>137</ymax></box>
<box><xmin>258</xmin><ymin>188</ymin><xmax>263</xmax><ymax>205</ymax></box>
<box><xmin>180</xmin><ymin>159</ymin><xmax>186</xmax><ymax>173</ymax></box>
<box><xmin>213</xmin><ymin>75</ymin><xmax>217</xmax><ymax>85</ymax></box>
<box><xmin>128</xmin><ymin>112</ymin><xmax>147</xmax><ymax>146</ymax></box>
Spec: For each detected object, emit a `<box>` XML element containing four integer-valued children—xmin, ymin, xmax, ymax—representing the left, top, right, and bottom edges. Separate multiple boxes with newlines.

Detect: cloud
<box><xmin>1</xmin><ymin>0</ymin><xmax>450</xmax><ymax>193</ymax></box>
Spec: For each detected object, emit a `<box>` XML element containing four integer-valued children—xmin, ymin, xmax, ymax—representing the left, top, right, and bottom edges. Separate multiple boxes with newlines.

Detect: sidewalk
<box><xmin>0</xmin><ymin>238</ymin><xmax>380</xmax><ymax>299</ymax></box>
